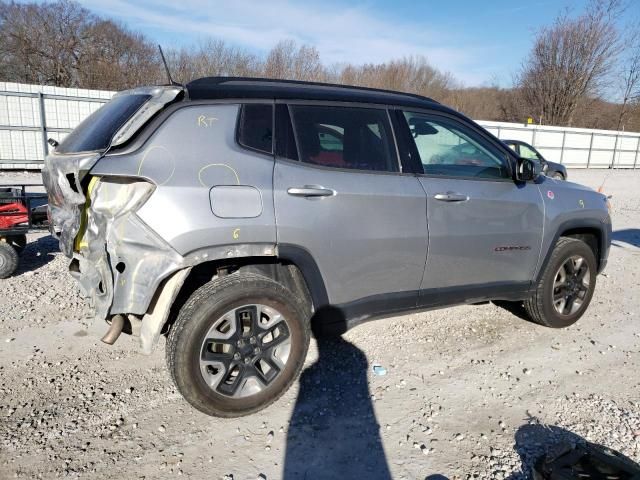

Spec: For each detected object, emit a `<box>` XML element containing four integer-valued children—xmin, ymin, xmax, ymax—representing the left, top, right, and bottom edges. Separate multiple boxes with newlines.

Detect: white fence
<box><xmin>1</xmin><ymin>82</ymin><xmax>639</xmax><ymax>169</ymax></box>
<box><xmin>481</xmin><ymin>120</ymin><xmax>640</xmax><ymax>169</ymax></box>
<box><xmin>0</xmin><ymin>82</ymin><xmax>114</xmax><ymax>169</ymax></box>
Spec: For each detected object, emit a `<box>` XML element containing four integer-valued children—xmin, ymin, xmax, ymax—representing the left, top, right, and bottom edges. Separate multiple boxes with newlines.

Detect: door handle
<box><xmin>287</xmin><ymin>186</ymin><xmax>336</xmax><ymax>197</ymax></box>
<box><xmin>434</xmin><ymin>192</ymin><xmax>469</xmax><ymax>202</ymax></box>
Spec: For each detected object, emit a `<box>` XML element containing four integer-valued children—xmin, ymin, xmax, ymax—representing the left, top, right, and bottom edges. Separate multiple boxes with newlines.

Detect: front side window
<box><xmin>519</xmin><ymin>143</ymin><xmax>542</xmax><ymax>161</ymax></box>
<box><xmin>237</xmin><ymin>104</ymin><xmax>273</xmax><ymax>154</ymax></box>
<box><xmin>403</xmin><ymin>112</ymin><xmax>509</xmax><ymax>179</ymax></box>
<box><xmin>289</xmin><ymin>105</ymin><xmax>398</xmax><ymax>172</ymax></box>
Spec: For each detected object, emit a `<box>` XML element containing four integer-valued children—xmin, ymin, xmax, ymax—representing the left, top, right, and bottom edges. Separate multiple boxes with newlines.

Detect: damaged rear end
<box><xmin>42</xmin><ymin>86</ymin><xmax>183</xmax><ymax>349</ymax></box>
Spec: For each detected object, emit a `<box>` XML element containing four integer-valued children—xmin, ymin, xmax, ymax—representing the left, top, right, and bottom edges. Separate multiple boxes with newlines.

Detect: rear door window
<box><xmin>289</xmin><ymin>105</ymin><xmax>398</xmax><ymax>172</ymax></box>
<box><xmin>56</xmin><ymin>94</ymin><xmax>151</xmax><ymax>154</ymax></box>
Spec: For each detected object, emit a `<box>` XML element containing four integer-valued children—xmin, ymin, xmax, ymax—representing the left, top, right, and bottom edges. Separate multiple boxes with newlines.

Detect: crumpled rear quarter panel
<box><xmin>77</xmin><ymin>179</ymin><xmax>185</xmax><ymax>318</ymax></box>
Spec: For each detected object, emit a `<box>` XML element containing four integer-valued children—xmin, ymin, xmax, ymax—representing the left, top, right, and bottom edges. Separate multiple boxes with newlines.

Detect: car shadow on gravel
<box><xmin>14</xmin><ymin>234</ymin><xmax>58</xmax><ymax>275</ymax></box>
<box><xmin>506</xmin><ymin>422</ymin><xmax>640</xmax><ymax>479</ymax></box>
<box><xmin>612</xmin><ymin>228</ymin><xmax>640</xmax><ymax>248</ymax></box>
<box><xmin>283</xmin><ymin>329</ymin><xmax>392</xmax><ymax>479</ymax></box>
<box><xmin>492</xmin><ymin>300</ymin><xmax>532</xmax><ymax>323</ymax></box>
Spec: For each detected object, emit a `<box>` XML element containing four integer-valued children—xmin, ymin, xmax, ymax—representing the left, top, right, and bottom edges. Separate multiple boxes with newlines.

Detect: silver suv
<box><xmin>43</xmin><ymin>78</ymin><xmax>611</xmax><ymax>417</ymax></box>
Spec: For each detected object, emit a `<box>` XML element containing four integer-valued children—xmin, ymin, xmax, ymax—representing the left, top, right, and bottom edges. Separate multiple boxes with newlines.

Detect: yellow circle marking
<box><xmin>198</xmin><ymin>163</ymin><xmax>240</xmax><ymax>187</ymax></box>
<box><xmin>137</xmin><ymin>145</ymin><xmax>176</xmax><ymax>186</ymax></box>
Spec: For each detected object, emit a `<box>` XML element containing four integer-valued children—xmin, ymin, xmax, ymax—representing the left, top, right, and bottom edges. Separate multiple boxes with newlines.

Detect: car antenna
<box><xmin>158</xmin><ymin>45</ymin><xmax>180</xmax><ymax>86</ymax></box>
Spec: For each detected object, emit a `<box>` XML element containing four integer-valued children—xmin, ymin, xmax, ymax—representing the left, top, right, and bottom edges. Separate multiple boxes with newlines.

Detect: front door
<box><xmin>400</xmin><ymin>110</ymin><xmax>544</xmax><ymax>299</ymax></box>
<box><xmin>274</xmin><ymin>103</ymin><xmax>428</xmax><ymax>310</ymax></box>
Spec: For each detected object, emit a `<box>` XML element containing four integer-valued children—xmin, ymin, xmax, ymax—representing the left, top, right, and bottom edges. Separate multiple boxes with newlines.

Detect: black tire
<box><xmin>0</xmin><ymin>241</ymin><xmax>19</xmax><ymax>279</ymax></box>
<box><xmin>166</xmin><ymin>272</ymin><xmax>311</xmax><ymax>417</ymax></box>
<box><xmin>552</xmin><ymin>172</ymin><xmax>565</xmax><ymax>180</ymax></box>
<box><xmin>7</xmin><ymin>234</ymin><xmax>27</xmax><ymax>255</ymax></box>
<box><xmin>524</xmin><ymin>237</ymin><xmax>597</xmax><ymax>328</ymax></box>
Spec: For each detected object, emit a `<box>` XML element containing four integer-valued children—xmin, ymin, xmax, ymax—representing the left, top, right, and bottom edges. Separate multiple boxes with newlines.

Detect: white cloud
<box><xmin>78</xmin><ymin>0</ymin><xmax>495</xmax><ymax>85</ymax></box>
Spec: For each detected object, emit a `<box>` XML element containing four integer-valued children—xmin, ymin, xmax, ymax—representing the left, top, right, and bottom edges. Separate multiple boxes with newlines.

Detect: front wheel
<box><xmin>524</xmin><ymin>237</ymin><xmax>597</xmax><ymax>328</ymax></box>
<box><xmin>166</xmin><ymin>273</ymin><xmax>311</xmax><ymax>417</ymax></box>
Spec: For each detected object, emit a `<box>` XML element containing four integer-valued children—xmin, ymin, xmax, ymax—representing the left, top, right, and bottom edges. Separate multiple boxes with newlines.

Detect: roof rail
<box><xmin>186</xmin><ymin>76</ymin><xmax>437</xmax><ymax>104</ymax></box>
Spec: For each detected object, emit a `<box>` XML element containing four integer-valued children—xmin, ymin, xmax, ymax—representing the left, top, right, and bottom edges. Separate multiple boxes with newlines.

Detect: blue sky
<box><xmin>75</xmin><ymin>0</ymin><xmax>618</xmax><ymax>87</ymax></box>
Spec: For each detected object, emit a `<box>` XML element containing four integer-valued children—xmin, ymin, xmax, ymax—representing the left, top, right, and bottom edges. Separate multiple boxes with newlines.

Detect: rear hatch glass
<box><xmin>55</xmin><ymin>94</ymin><xmax>151</xmax><ymax>154</ymax></box>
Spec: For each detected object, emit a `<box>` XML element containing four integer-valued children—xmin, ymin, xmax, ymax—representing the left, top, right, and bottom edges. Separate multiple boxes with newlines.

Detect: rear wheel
<box><xmin>166</xmin><ymin>272</ymin><xmax>311</xmax><ymax>417</ymax></box>
<box><xmin>0</xmin><ymin>241</ymin><xmax>19</xmax><ymax>279</ymax></box>
<box><xmin>552</xmin><ymin>172</ymin><xmax>565</xmax><ymax>180</ymax></box>
<box><xmin>524</xmin><ymin>237</ymin><xmax>597</xmax><ymax>328</ymax></box>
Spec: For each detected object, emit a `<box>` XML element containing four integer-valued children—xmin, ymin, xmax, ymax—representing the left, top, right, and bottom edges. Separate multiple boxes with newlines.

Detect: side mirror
<box><xmin>515</xmin><ymin>157</ymin><xmax>541</xmax><ymax>182</ymax></box>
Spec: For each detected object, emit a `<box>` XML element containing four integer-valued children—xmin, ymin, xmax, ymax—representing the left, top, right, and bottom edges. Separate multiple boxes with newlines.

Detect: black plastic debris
<box><xmin>532</xmin><ymin>442</ymin><xmax>640</xmax><ymax>479</ymax></box>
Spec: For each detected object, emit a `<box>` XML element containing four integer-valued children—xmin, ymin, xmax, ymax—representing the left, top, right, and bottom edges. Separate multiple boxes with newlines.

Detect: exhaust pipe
<box><xmin>101</xmin><ymin>314</ymin><xmax>125</xmax><ymax>345</ymax></box>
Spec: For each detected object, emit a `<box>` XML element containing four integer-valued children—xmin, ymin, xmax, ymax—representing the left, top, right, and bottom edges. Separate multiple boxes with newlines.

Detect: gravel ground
<box><xmin>0</xmin><ymin>169</ymin><xmax>639</xmax><ymax>479</ymax></box>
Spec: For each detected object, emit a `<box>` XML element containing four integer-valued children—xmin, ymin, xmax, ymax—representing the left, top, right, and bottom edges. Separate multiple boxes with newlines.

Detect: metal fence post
<box><xmin>634</xmin><ymin>136</ymin><xmax>640</xmax><ymax>169</ymax></box>
<box><xmin>531</xmin><ymin>127</ymin><xmax>537</xmax><ymax>148</ymax></box>
<box><xmin>611</xmin><ymin>134</ymin><xmax>619</xmax><ymax>169</ymax></box>
<box><xmin>559</xmin><ymin>131</ymin><xmax>566</xmax><ymax>164</ymax></box>
<box><xmin>37</xmin><ymin>92</ymin><xmax>48</xmax><ymax>160</ymax></box>
<box><xmin>586</xmin><ymin>132</ymin><xmax>594</xmax><ymax>168</ymax></box>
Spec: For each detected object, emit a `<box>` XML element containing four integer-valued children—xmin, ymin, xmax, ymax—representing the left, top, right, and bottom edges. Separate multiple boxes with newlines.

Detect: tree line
<box><xmin>1</xmin><ymin>0</ymin><xmax>638</xmax><ymax>131</ymax></box>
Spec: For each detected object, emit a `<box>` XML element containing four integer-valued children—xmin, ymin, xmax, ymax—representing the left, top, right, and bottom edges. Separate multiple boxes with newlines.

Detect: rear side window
<box><xmin>237</xmin><ymin>104</ymin><xmax>273</xmax><ymax>154</ymax></box>
<box><xmin>289</xmin><ymin>105</ymin><xmax>398</xmax><ymax>172</ymax></box>
<box><xmin>56</xmin><ymin>94</ymin><xmax>151</xmax><ymax>154</ymax></box>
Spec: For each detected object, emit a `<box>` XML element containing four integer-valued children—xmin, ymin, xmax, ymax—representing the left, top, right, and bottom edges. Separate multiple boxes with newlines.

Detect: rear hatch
<box><xmin>42</xmin><ymin>86</ymin><xmax>182</xmax><ymax>257</ymax></box>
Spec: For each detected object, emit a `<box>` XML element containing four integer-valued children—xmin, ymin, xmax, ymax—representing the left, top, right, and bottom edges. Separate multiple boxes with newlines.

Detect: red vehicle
<box><xmin>0</xmin><ymin>184</ymin><xmax>48</xmax><ymax>278</ymax></box>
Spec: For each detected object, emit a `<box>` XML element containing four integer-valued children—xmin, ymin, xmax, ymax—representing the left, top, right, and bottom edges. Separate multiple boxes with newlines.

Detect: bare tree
<box><xmin>3</xmin><ymin>0</ymin><xmax>639</xmax><ymax>133</ymax></box>
<box><xmin>616</xmin><ymin>32</ymin><xmax>640</xmax><ymax>130</ymax></box>
<box><xmin>517</xmin><ymin>0</ymin><xmax>623</xmax><ymax>126</ymax></box>
<box><xmin>263</xmin><ymin>40</ymin><xmax>326</xmax><ymax>81</ymax></box>
<box><xmin>80</xmin><ymin>20</ymin><xmax>162</xmax><ymax>89</ymax></box>
<box><xmin>165</xmin><ymin>39</ymin><xmax>262</xmax><ymax>83</ymax></box>
<box><xmin>336</xmin><ymin>56</ymin><xmax>453</xmax><ymax>101</ymax></box>
<box><xmin>0</xmin><ymin>0</ymin><xmax>161</xmax><ymax>89</ymax></box>
<box><xmin>0</xmin><ymin>0</ymin><xmax>91</xmax><ymax>86</ymax></box>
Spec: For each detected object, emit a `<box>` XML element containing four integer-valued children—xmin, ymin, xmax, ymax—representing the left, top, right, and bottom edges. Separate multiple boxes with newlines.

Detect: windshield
<box><xmin>55</xmin><ymin>94</ymin><xmax>151</xmax><ymax>154</ymax></box>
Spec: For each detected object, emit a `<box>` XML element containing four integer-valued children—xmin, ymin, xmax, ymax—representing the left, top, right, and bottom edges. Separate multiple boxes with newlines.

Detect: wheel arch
<box><xmin>144</xmin><ymin>245</ymin><xmax>328</xmax><ymax>354</ymax></box>
<box><xmin>536</xmin><ymin>219</ymin><xmax>610</xmax><ymax>283</ymax></box>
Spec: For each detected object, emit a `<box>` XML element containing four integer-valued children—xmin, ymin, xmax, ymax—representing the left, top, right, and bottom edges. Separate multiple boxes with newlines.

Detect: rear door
<box><xmin>273</xmin><ymin>103</ymin><xmax>428</xmax><ymax>309</ymax></box>
<box><xmin>398</xmin><ymin>110</ymin><xmax>545</xmax><ymax>301</ymax></box>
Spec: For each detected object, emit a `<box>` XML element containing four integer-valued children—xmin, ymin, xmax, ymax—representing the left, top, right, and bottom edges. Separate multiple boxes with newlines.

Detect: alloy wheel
<box><xmin>552</xmin><ymin>255</ymin><xmax>591</xmax><ymax>316</ymax></box>
<box><xmin>199</xmin><ymin>304</ymin><xmax>291</xmax><ymax>398</ymax></box>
